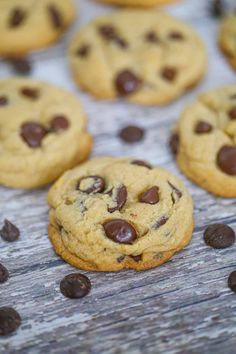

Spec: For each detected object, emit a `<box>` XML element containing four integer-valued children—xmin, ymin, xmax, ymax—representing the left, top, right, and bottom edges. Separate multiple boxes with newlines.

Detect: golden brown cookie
<box><xmin>219</xmin><ymin>12</ymin><xmax>236</xmax><ymax>71</ymax></box>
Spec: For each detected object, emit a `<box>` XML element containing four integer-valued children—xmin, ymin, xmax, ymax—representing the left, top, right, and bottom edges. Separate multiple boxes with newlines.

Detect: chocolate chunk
<box><xmin>217</xmin><ymin>145</ymin><xmax>236</xmax><ymax>175</ymax></box>
<box><xmin>204</xmin><ymin>224</ymin><xmax>235</xmax><ymax>249</ymax></box>
<box><xmin>169</xmin><ymin>132</ymin><xmax>179</xmax><ymax>155</ymax></box>
<box><xmin>195</xmin><ymin>121</ymin><xmax>213</xmax><ymax>134</ymax></box>
<box><xmin>119</xmin><ymin>125</ymin><xmax>145</xmax><ymax>143</ymax></box>
<box><xmin>0</xmin><ymin>220</ymin><xmax>20</xmax><ymax>242</ymax></box>
<box><xmin>77</xmin><ymin>176</ymin><xmax>105</xmax><ymax>194</ymax></box>
<box><xmin>117</xmin><ymin>255</ymin><xmax>125</xmax><ymax>263</ymax></box>
<box><xmin>108</xmin><ymin>185</ymin><xmax>127</xmax><ymax>213</ymax></box>
<box><xmin>161</xmin><ymin>67</ymin><xmax>177</xmax><ymax>81</ymax></box>
<box><xmin>131</xmin><ymin>160</ymin><xmax>152</xmax><ymax>169</ymax></box>
<box><xmin>153</xmin><ymin>217</ymin><xmax>168</xmax><ymax>229</ymax></box>
<box><xmin>115</xmin><ymin>70</ymin><xmax>142</xmax><ymax>96</ymax></box>
<box><xmin>0</xmin><ymin>308</ymin><xmax>21</xmax><ymax>336</ymax></box>
<box><xmin>228</xmin><ymin>107</ymin><xmax>236</xmax><ymax>119</ymax></box>
<box><xmin>20</xmin><ymin>87</ymin><xmax>39</xmax><ymax>99</ymax></box>
<box><xmin>130</xmin><ymin>255</ymin><xmax>142</xmax><ymax>262</ymax></box>
<box><xmin>50</xmin><ymin>115</ymin><xmax>69</xmax><ymax>132</ymax></box>
<box><xmin>228</xmin><ymin>270</ymin><xmax>236</xmax><ymax>293</ymax></box>
<box><xmin>76</xmin><ymin>45</ymin><xmax>90</xmax><ymax>58</ymax></box>
<box><xmin>21</xmin><ymin>122</ymin><xmax>47</xmax><ymax>148</ymax></box>
<box><xmin>8</xmin><ymin>58</ymin><xmax>31</xmax><ymax>75</ymax></box>
<box><xmin>210</xmin><ymin>0</ymin><xmax>225</xmax><ymax>18</ymax></box>
<box><xmin>60</xmin><ymin>273</ymin><xmax>91</xmax><ymax>299</ymax></box>
<box><xmin>103</xmin><ymin>219</ymin><xmax>137</xmax><ymax>244</ymax></box>
<box><xmin>0</xmin><ymin>96</ymin><xmax>8</xmax><ymax>106</ymax></box>
<box><xmin>98</xmin><ymin>25</ymin><xmax>128</xmax><ymax>48</ymax></box>
<box><xmin>0</xmin><ymin>264</ymin><xmax>9</xmax><ymax>283</ymax></box>
<box><xmin>48</xmin><ymin>5</ymin><xmax>63</xmax><ymax>29</ymax></box>
<box><xmin>168</xmin><ymin>31</ymin><xmax>184</xmax><ymax>40</ymax></box>
<box><xmin>139</xmin><ymin>186</ymin><xmax>159</xmax><ymax>205</ymax></box>
<box><xmin>145</xmin><ymin>31</ymin><xmax>160</xmax><ymax>43</ymax></box>
<box><xmin>9</xmin><ymin>8</ymin><xmax>26</xmax><ymax>28</ymax></box>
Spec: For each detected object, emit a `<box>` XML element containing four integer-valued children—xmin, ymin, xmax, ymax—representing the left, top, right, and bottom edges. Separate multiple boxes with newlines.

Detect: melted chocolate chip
<box><xmin>168</xmin><ymin>31</ymin><xmax>184</xmax><ymax>40</ymax></box>
<box><xmin>130</xmin><ymin>255</ymin><xmax>142</xmax><ymax>262</ymax></box>
<box><xmin>0</xmin><ymin>96</ymin><xmax>8</xmax><ymax>106</ymax></box>
<box><xmin>153</xmin><ymin>217</ymin><xmax>168</xmax><ymax>229</ymax></box>
<box><xmin>115</xmin><ymin>70</ymin><xmax>142</xmax><ymax>96</ymax></box>
<box><xmin>204</xmin><ymin>224</ymin><xmax>235</xmax><ymax>249</ymax></box>
<box><xmin>139</xmin><ymin>187</ymin><xmax>159</xmax><ymax>205</ymax></box>
<box><xmin>145</xmin><ymin>31</ymin><xmax>160</xmax><ymax>43</ymax></box>
<box><xmin>168</xmin><ymin>181</ymin><xmax>182</xmax><ymax>202</ymax></box>
<box><xmin>21</xmin><ymin>122</ymin><xmax>47</xmax><ymax>148</ymax></box>
<box><xmin>210</xmin><ymin>0</ymin><xmax>225</xmax><ymax>18</ymax></box>
<box><xmin>228</xmin><ymin>271</ymin><xmax>236</xmax><ymax>293</ymax></box>
<box><xmin>195</xmin><ymin>121</ymin><xmax>213</xmax><ymax>134</ymax></box>
<box><xmin>98</xmin><ymin>25</ymin><xmax>128</xmax><ymax>48</ymax></box>
<box><xmin>48</xmin><ymin>5</ymin><xmax>63</xmax><ymax>29</ymax></box>
<box><xmin>8</xmin><ymin>58</ymin><xmax>31</xmax><ymax>75</ymax></box>
<box><xmin>169</xmin><ymin>132</ymin><xmax>179</xmax><ymax>155</ymax></box>
<box><xmin>20</xmin><ymin>87</ymin><xmax>39</xmax><ymax>100</ymax></box>
<box><xmin>77</xmin><ymin>176</ymin><xmax>105</xmax><ymax>194</ymax></box>
<box><xmin>50</xmin><ymin>115</ymin><xmax>69</xmax><ymax>132</ymax></box>
<box><xmin>161</xmin><ymin>67</ymin><xmax>177</xmax><ymax>81</ymax></box>
<box><xmin>103</xmin><ymin>219</ymin><xmax>137</xmax><ymax>244</ymax></box>
<box><xmin>119</xmin><ymin>125</ymin><xmax>145</xmax><ymax>143</ymax></box>
<box><xmin>76</xmin><ymin>45</ymin><xmax>90</xmax><ymax>58</ymax></box>
<box><xmin>0</xmin><ymin>264</ymin><xmax>9</xmax><ymax>283</ymax></box>
<box><xmin>0</xmin><ymin>220</ymin><xmax>20</xmax><ymax>242</ymax></box>
<box><xmin>229</xmin><ymin>107</ymin><xmax>236</xmax><ymax>119</ymax></box>
<box><xmin>108</xmin><ymin>185</ymin><xmax>127</xmax><ymax>213</ymax></box>
<box><xmin>0</xmin><ymin>308</ymin><xmax>21</xmax><ymax>336</ymax></box>
<box><xmin>117</xmin><ymin>255</ymin><xmax>125</xmax><ymax>263</ymax></box>
<box><xmin>131</xmin><ymin>160</ymin><xmax>152</xmax><ymax>169</ymax></box>
<box><xmin>60</xmin><ymin>273</ymin><xmax>91</xmax><ymax>299</ymax></box>
<box><xmin>217</xmin><ymin>145</ymin><xmax>236</xmax><ymax>175</ymax></box>
<box><xmin>9</xmin><ymin>8</ymin><xmax>26</xmax><ymax>28</ymax></box>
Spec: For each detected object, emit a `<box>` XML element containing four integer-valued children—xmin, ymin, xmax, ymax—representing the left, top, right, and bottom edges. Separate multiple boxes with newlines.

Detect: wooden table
<box><xmin>1</xmin><ymin>0</ymin><xmax>236</xmax><ymax>353</ymax></box>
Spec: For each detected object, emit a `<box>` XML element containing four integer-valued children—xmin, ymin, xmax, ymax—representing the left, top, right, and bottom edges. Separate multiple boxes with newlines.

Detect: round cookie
<box><xmin>48</xmin><ymin>157</ymin><xmax>194</xmax><ymax>272</ymax></box>
<box><xmin>97</xmin><ymin>0</ymin><xmax>176</xmax><ymax>7</ymax></box>
<box><xmin>0</xmin><ymin>0</ymin><xmax>75</xmax><ymax>57</ymax></box>
<box><xmin>219</xmin><ymin>12</ymin><xmax>236</xmax><ymax>71</ymax></box>
<box><xmin>172</xmin><ymin>85</ymin><xmax>236</xmax><ymax>197</ymax></box>
<box><xmin>68</xmin><ymin>10</ymin><xmax>206</xmax><ymax>106</ymax></box>
<box><xmin>0</xmin><ymin>78</ymin><xmax>92</xmax><ymax>189</ymax></box>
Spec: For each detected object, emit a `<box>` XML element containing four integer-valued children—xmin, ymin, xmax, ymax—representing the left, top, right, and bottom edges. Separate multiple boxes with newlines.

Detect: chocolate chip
<box><xmin>77</xmin><ymin>176</ymin><xmax>105</xmax><ymax>194</ymax></box>
<box><xmin>217</xmin><ymin>145</ymin><xmax>236</xmax><ymax>175</ymax></box>
<box><xmin>169</xmin><ymin>132</ymin><xmax>179</xmax><ymax>155</ymax></box>
<box><xmin>103</xmin><ymin>219</ymin><xmax>137</xmax><ymax>244</ymax></box>
<box><xmin>131</xmin><ymin>160</ymin><xmax>152</xmax><ymax>169</ymax></box>
<box><xmin>161</xmin><ymin>67</ymin><xmax>177</xmax><ymax>81</ymax></box>
<box><xmin>119</xmin><ymin>125</ymin><xmax>145</xmax><ymax>143</ymax></box>
<box><xmin>60</xmin><ymin>273</ymin><xmax>91</xmax><ymax>299</ymax></box>
<box><xmin>8</xmin><ymin>58</ymin><xmax>31</xmax><ymax>75</ymax></box>
<box><xmin>117</xmin><ymin>255</ymin><xmax>125</xmax><ymax>263</ymax></box>
<box><xmin>9</xmin><ymin>8</ymin><xmax>26</xmax><ymax>28</ymax></box>
<box><xmin>20</xmin><ymin>87</ymin><xmax>39</xmax><ymax>100</ymax></box>
<box><xmin>48</xmin><ymin>5</ymin><xmax>63</xmax><ymax>29</ymax></box>
<box><xmin>228</xmin><ymin>271</ymin><xmax>236</xmax><ymax>293</ymax></box>
<box><xmin>0</xmin><ymin>220</ymin><xmax>20</xmax><ymax>242</ymax></box>
<box><xmin>115</xmin><ymin>70</ymin><xmax>142</xmax><ymax>96</ymax></box>
<box><xmin>210</xmin><ymin>0</ymin><xmax>225</xmax><ymax>18</ymax></box>
<box><xmin>108</xmin><ymin>185</ymin><xmax>127</xmax><ymax>213</ymax></box>
<box><xmin>230</xmin><ymin>94</ymin><xmax>236</xmax><ymax>100</ymax></box>
<box><xmin>76</xmin><ymin>45</ymin><xmax>90</xmax><ymax>58</ymax></box>
<box><xmin>0</xmin><ymin>96</ymin><xmax>8</xmax><ymax>106</ymax></box>
<box><xmin>168</xmin><ymin>181</ymin><xmax>182</xmax><ymax>202</ymax></box>
<box><xmin>204</xmin><ymin>224</ymin><xmax>235</xmax><ymax>249</ymax></box>
<box><xmin>0</xmin><ymin>264</ymin><xmax>9</xmax><ymax>283</ymax></box>
<box><xmin>139</xmin><ymin>186</ymin><xmax>159</xmax><ymax>205</ymax></box>
<box><xmin>130</xmin><ymin>255</ymin><xmax>142</xmax><ymax>262</ymax></box>
<box><xmin>21</xmin><ymin>122</ymin><xmax>47</xmax><ymax>148</ymax></box>
<box><xmin>153</xmin><ymin>217</ymin><xmax>168</xmax><ymax>229</ymax></box>
<box><xmin>228</xmin><ymin>107</ymin><xmax>236</xmax><ymax>119</ymax></box>
<box><xmin>0</xmin><ymin>308</ymin><xmax>21</xmax><ymax>336</ymax></box>
<box><xmin>50</xmin><ymin>115</ymin><xmax>69</xmax><ymax>132</ymax></box>
<box><xmin>168</xmin><ymin>31</ymin><xmax>184</xmax><ymax>40</ymax></box>
<box><xmin>98</xmin><ymin>25</ymin><xmax>128</xmax><ymax>48</ymax></box>
<box><xmin>145</xmin><ymin>31</ymin><xmax>160</xmax><ymax>43</ymax></box>
<box><xmin>195</xmin><ymin>121</ymin><xmax>213</xmax><ymax>134</ymax></box>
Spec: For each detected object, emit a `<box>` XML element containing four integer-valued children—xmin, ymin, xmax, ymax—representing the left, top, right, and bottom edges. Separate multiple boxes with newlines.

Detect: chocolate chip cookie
<box><xmin>68</xmin><ymin>10</ymin><xmax>206</xmax><ymax>106</ymax></box>
<box><xmin>48</xmin><ymin>157</ymin><xmax>194</xmax><ymax>271</ymax></box>
<box><xmin>97</xmin><ymin>0</ymin><xmax>176</xmax><ymax>7</ymax></box>
<box><xmin>219</xmin><ymin>12</ymin><xmax>236</xmax><ymax>71</ymax></box>
<box><xmin>172</xmin><ymin>85</ymin><xmax>236</xmax><ymax>197</ymax></box>
<box><xmin>0</xmin><ymin>0</ymin><xmax>75</xmax><ymax>57</ymax></box>
<box><xmin>0</xmin><ymin>78</ymin><xmax>92</xmax><ymax>189</ymax></box>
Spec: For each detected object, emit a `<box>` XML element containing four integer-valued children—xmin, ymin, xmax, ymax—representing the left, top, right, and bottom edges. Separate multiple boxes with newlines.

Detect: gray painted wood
<box><xmin>0</xmin><ymin>0</ymin><xmax>236</xmax><ymax>353</ymax></box>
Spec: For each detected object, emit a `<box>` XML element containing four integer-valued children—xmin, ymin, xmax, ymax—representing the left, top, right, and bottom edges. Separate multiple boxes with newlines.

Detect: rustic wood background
<box><xmin>1</xmin><ymin>0</ymin><xmax>236</xmax><ymax>353</ymax></box>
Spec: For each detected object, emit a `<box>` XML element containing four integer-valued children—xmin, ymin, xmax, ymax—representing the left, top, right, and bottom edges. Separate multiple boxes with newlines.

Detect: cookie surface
<box><xmin>0</xmin><ymin>78</ymin><xmax>92</xmax><ymax>189</ymax></box>
<box><xmin>97</xmin><ymin>0</ymin><xmax>176</xmax><ymax>7</ymax></box>
<box><xmin>219</xmin><ymin>12</ymin><xmax>236</xmax><ymax>71</ymax></box>
<box><xmin>0</xmin><ymin>0</ymin><xmax>75</xmax><ymax>56</ymax></box>
<box><xmin>48</xmin><ymin>157</ymin><xmax>193</xmax><ymax>271</ymax></box>
<box><xmin>69</xmin><ymin>10</ymin><xmax>206</xmax><ymax>105</ymax></box>
<box><xmin>173</xmin><ymin>85</ymin><xmax>236</xmax><ymax>197</ymax></box>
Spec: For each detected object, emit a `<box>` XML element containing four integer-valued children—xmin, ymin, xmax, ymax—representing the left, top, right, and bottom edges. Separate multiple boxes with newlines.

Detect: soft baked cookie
<box><xmin>0</xmin><ymin>0</ymin><xmax>75</xmax><ymax>57</ymax></box>
<box><xmin>48</xmin><ymin>157</ymin><xmax>194</xmax><ymax>271</ymax></box>
<box><xmin>97</xmin><ymin>0</ymin><xmax>176</xmax><ymax>7</ymax></box>
<box><xmin>0</xmin><ymin>78</ymin><xmax>92</xmax><ymax>189</ymax></box>
<box><xmin>172</xmin><ymin>85</ymin><xmax>236</xmax><ymax>197</ymax></box>
<box><xmin>219</xmin><ymin>12</ymin><xmax>236</xmax><ymax>71</ymax></box>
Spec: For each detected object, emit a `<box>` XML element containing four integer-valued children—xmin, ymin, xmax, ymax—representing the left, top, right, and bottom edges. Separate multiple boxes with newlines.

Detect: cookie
<box><xmin>0</xmin><ymin>0</ymin><xmax>75</xmax><ymax>57</ymax></box>
<box><xmin>173</xmin><ymin>85</ymin><xmax>236</xmax><ymax>197</ymax></box>
<box><xmin>48</xmin><ymin>157</ymin><xmax>194</xmax><ymax>272</ymax></box>
<box><xmin>0</xmin><ymin>78</ymin><xmax>92</xmax><ymax>189</ymax></box>
<box><xmin>68</xmin><ymin>10</ymin><xmax>206</xmax><ymax>106</ymax></box>
<box><xmin>97</xmin><ymin>0</ymin><xmax>176</xmax><ymax>7</ymax></box>
<box><xmin>219</xmin><ymin>12</ymin><xmax>236</xmax><ymax>71</ymax></box>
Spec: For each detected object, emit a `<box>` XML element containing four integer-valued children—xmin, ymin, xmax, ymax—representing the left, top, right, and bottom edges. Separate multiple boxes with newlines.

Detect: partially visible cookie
<box><xmin>97</xmin><ymin>0</ymin><xmax>176</xmax><ymax>7</ymax></box>
<box><xmin>219</xmin><ymin>12</ymin><xmax>236</xmax><ymax>71</ymax></box>
<box><xmin>172</xmin><ymin>85</ymin><xmax>236</xmax><ymax>197</ymax></box>
<box><xmin>68</xmin><ymin>10</ymin><xmax>206</xmax><ymax>106</ymax></box>
<box><xmin>0</xmin><ymin>78</ymin><xmax>92</xmax><ymax>189</ymax></box>
<box><xmin>48</xmin><ymin>157</ymin><xmax>193</xmax><ymax>272</ymax></box>
<box><xmin>0</xmin><ymin>0</ymin><xmax>75</xmax><ymax>57</ymax></box>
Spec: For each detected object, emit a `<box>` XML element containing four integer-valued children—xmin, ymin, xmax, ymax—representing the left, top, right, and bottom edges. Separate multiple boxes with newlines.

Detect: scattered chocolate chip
<box><xmin>131</xmin><ymin>160</ymin><xmax>152</xmax><ymax>169</ymax></box>
<box><xmin>0</xmin><ymin>96</ymin><xmax>8</xmax><ymax>106</ymax></box>
<box><xmin>115</xmin><ymin>70</ymin><xmax>142</xmax><ymax>96</ymax></box>
<box><xmin>230</xmin><ymin>94</ymin><xmax>236</xmax><ymax>100</ymax></box>
<box><xmin>0</xmin><ymin>264</ymin><xmax>9</xmax><ymax>283</ymax></box>
<box><xmin>103</xmin><ymin>219</ymin><xmax>137</xmax><ymax>244</ymax></box>
<box><xmin>168</xmin><ymin>181</ymin><xmax>182</xmax><ymax>202</ymax></box>
<box><xmin>169</xmin><ymin>132</ymin><xmax>179</xmax><ymax>155</ymax></box>
<box><xmin>217</xmin><ymin>145</ymin><xmax>236</xmax><ymax>175</ymax></box>
<box><xmin>228</xmin><ymin>107</ymin><xmax>236</xmax><ymax>119</ymax></box>
<box><xmin>21</xmin><ymin>122</ymin><xmax>47</xmax><ymax>148</ymax></box>
<box><xmin>77</xmin><ymin>176</ymin><xmax>105</xmax><ymax>194</ymax></box>
<box><xmin>20</xmin><ymin>87</ymin><xmax>39</xmax><ymax>100</ymax></box>
<box><xmin>50</xmin><ymin>115</ymin><xmax>69</xmax><ymax>132</ymax></box>
<box><xmin>76</xmin><ymin>45</ymin><xmax>90</xmax><ymax>58</ymax></box>
<box><xmin>48</xmin><ymin>5</ymin><xmax>63</xmax><ymax>29</ymax></box>
<box><xmin>168</xmin><ymin>31</ymin><xmax>184</xmax><ymax>40</ymax></box>
<box><xmin>145</xmin><ymin>31</ymin><xmax>160</xmax><ymax>43</ymax></box>
<box><xmin>0</xmin><ymin>308</ymin><xmax>21</xmax><ymax>336</ymax></box>
<box><xmin>9</xmin><ymin>8</ymin><xmax>26</xmax><ymax>28</ymax></box>
<box><xmin>117</xmin><ymin>255</ymin><xmax>125</xmax><ymax>263</ymax></box>
<box><xmin>139</xmin><ymin>186</ymin><xmax>159</xmax><ymax>205</ymax></box>
<box><xmin>161</xmin><ymin>67</ymin><xmax>177</xmax><ymax>81</ymax></box>
<box><xmin>7</xmin><ymin>58</ymin><xmax>31</xmax><ymax>75</ymax></box>
<box><xmin>153</xmin><ymin>217</ymin><xmax>168</xmax><ymax>229</ymax></box>
<box><xmin>210</xmin><ymin>0</ymin><xmax>225</xmax><ymax>18</ymax></box>
<box><xmin>108</xmin><ymin>185</ymin><xmax>127</xmax><ymax>213</ymax></box>
<box><xmin>130</xmin><ymin>255</ymin><xmax>142</xmax><ymax>262</ymax></box>
<box><xmin>228</xmin><ymin>271</ymin><xmax>236</xmax><ymax>293</ymax></box>
<box><xmin>119</xmin><ymin>125</ymin><xmax>145</xmax><ymax>143</ymax></box>
<box><xmin>195</xmin><ymin>121</ymin><xmax>213</xmax><ymax>134</ymax></box>
<box><xmin>204</xmin><ymin>224</ymin><xmax>235</xmax><ymax>249</ymax></box>
<box><xmin>0</xmin><ymin>220</ymin><xmax>20</xmax><ymax>242</ymax></box>
<box><xmin>98</xmin><ymin>25</ymin><xmax>128</xmax><ymax>48</ymax></box>
<box><xmin>60</xmin><ymin>273</ymin><xmax>91</xmax><ymax>299</ymax></box>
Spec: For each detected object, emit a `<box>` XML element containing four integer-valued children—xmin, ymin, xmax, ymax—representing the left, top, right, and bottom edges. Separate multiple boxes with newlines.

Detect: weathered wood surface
<box><xmin>1</xmin><ymin>0</ymin><xmax>236</xmax><ymax>353</ymax></box>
